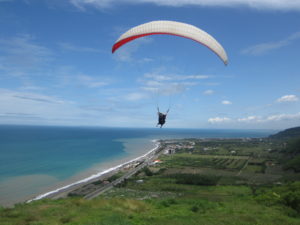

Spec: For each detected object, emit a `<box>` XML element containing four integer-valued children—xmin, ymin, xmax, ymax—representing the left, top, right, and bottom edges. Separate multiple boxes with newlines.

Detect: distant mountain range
<box><xmin>269</xmin><ymin>127</ymin><xmax>300</xmax><ymax>172</ymax></box>
<box><xmin>269</xmin><ymin>126</ymin><xmax>300</xmax><ymax>139</ymax></box>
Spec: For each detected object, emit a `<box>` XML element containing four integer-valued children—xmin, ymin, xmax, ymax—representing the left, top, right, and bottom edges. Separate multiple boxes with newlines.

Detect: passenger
<box><xmin>157</xmin><ymin>107</ymin><xmax>169</xmax><ymax>128</ymax></box>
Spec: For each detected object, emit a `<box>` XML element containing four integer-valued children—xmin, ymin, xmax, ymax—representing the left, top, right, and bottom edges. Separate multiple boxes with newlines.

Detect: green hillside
<box><xmin>269</xmin><ymin>127</ymin><xmax>300</xmax><ymax>139</ymax></box>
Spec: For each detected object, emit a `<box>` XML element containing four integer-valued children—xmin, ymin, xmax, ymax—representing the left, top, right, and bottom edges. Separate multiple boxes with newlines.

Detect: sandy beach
<box><xmin>27</xmin><ymin>139</ymin><xmax>162</xmax><ymax>202</ymax></box>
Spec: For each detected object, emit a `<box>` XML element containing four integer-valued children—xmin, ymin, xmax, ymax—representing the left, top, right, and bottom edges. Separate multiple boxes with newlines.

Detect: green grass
<box><xmin>1</xmin><ymin>185</ymin><xmax>299</xmax><ymax>225</ymax></box>
<box><xmin>244</xmin><ymin>165</ymin><xmax>264</xmax><ymax>173</ymax></box>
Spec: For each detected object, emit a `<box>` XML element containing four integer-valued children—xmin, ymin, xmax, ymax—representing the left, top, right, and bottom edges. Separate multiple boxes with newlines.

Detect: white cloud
<box><xmin>144</xmin><ymin>73</ymin><xmax>173</xmax><ymax>81</ymax></box>
<box><xmin>143</xmin><ymin>82</ymin><xmax>188</xmax><ymax>96</ymax></box>
<box><xmin>124</xmin><ymin>92</ymin><xmax>147</xmax><ymax>101</ymax></box>
<box><xmin>0</xmin><ymin>88</ymin><xmax>70</xmax><ymax>105</ymax></box>
<box><xmin>145</xmin><ymin>80</ymin><xmax>163</xmax><ymax>87</ymax></box>
<box><xmin>139</xmin><ymin>57</ymin><xmax>153</xmax><ymax>63</ymax></box>
<box><xmin>76</xmin><ymin>75</ymin><xmax>109</xmax><ymax>88</ymax></box>
<box><xmin>113</xmin><ymin>37</ymin><xmax>152</xmax><ymax>62</ymax></box>
<box><xmin>70</xmin><ymin>0</ymin><xmax>300</xmax><ymax>11</ymax></box>
<box><xmin>237</xmin><ymin>116</ymin><xmax>261</xmax><ymax>122</ymax></box>
<box><xmin>242</xmin><ymin>32</ymin><xmax>300</xmax><ymax>55</ymax></box>
<box><xmin>59</xmin><ymin>42</ymin><xmax>102</xmax><ymax>53</ymax></box>
<box><xmin>233</xmin><ymin>113</ymin><xmax>300</xmax><ymax>124</ymax></box>
<box><xmin>208</xmin><ymin>112</ymin><xmax>300</xmax><ymax>124</ymax></box>
<box><xmin>20</xmin><ymin>85</ymin><xmax>45</xmax><ymax>91</ymax></box>
<box><xmin>141</xmin><ymin>72</ymin><xmax>204</xmax><ymax>96</ymax></box>
<box><xmin>180</xmin><ymin>75</ymin><xmax>211</xmax><ymax>80</ymax></box>
<box><xmin>203</xmin><ymin>89</ymin><xmax>214</xmax><ymax>95</ymax></box>
<box><xmin>0</xmin><ymin>35</ymin><xmax>53</xmax><ymax>76</ymax></box>
<box><xmin>144</xmin><ymin>73</ymin><xmax>211</xmax><ymax>81</ymax></box>
<box><xmin>204</xmin><ymin>82</ymin><xmax>220</xmax><ymax>86</ymax></box>
<box><xmin>0</xmin><ymin>88</ymin><xmax>119</xmax><ymax>126</ymax></box>
<box><xmin>277</xmin><ymin>95</ymin><xmax>299</xmax><ymax>103</ymax></box>
<box><xmin>222</xmin><ymin>100</ymin><xmax>232</xmax><ymax>105</ymax></box>
<box><xmin>70</xmin><ymin>0</ymin><xmax>112</xmax><ymax>10</ymax></box>
<box><xmin>208</xmin><ymin>117</ymin><xmax>231</xmax><ymax>123</ymax></box>
<box><xmin>265</xmin><ymin>113</ymin><xmax>300</xmax><ymax>121</ymax></box>
<box><xmin>53</xmin><ymin>68</ymin><xmax>111</xmax><ymax>89</ymax></box>
<box><xmin>0</xmin><ymin>89</ymin><xmax>71</xmax><ymax>120</ymax></box>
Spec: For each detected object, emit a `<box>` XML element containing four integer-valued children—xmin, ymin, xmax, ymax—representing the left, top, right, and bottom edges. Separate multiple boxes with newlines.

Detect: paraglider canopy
<box><xmin>112</xmin><ymin>20</ymin><xmax>228</xmax><ymax>65</ymax></box>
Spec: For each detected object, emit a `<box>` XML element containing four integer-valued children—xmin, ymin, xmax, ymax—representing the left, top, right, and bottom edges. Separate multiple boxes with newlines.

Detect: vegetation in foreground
<box><xmin>1</xmin><ymin>127</ymin><xmax>300</xmax><ymax>225</ymax></box>
<box><xmin>1</xmin><ymin>184</ymin><xmax>299</xmax><ymax>225</ymax></box>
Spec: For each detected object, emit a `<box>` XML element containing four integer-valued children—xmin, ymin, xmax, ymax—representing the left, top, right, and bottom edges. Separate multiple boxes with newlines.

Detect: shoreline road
<box><xmin>84</xmin><ymin>148</ymin><xmax>162</xmax><ymax>200</ymax></box>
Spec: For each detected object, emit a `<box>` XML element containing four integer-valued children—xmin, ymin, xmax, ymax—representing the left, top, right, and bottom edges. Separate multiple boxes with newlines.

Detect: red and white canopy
<box><xmin>112</xmin><ymin>20</ymin><xmax>228</xmax><ymax>65</ymax></box>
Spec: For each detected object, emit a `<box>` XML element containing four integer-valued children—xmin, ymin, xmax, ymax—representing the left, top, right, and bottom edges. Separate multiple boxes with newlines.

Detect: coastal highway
<box><xmin>84</xmin><ymin>152</ymin><xmax>158</xmax><ymax>200</ymax></box>
<box><xmin>40</xmin><ymin>142</ymin><xmax>163</xmax><ymax>201</ymax></box>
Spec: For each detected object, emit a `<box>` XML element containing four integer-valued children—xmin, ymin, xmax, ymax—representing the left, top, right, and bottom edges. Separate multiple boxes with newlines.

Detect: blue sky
<box><xmin>0</xmin><ymin>0</ymin><xmax>300</xmax><ymax>129</ymax></box>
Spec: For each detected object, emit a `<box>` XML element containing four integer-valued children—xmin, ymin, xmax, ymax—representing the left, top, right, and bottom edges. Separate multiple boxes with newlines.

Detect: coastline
<box><xmin>0</xmin><ymin>128</ymin><xmax>274</xmax><ymax>207</ymax></box>
<box><xmin>27</xmin><ymin>139</ymin><xmax>161</xmax><ymax>202</ymax></box>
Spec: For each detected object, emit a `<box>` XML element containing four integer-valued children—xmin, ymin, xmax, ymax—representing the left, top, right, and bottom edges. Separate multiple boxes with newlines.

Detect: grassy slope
<box><xmin>1</xmin><ymin>188</ymin><xmax>299</xmax><ymax>225</ymax></box>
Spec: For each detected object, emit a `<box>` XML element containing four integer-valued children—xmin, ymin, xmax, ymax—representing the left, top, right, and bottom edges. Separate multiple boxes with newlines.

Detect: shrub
<box><xmin>256</xmin><ymin>182</ymin><xmax>300</xmax><ymax>214</ymax></box>
<box><xmin>107</xmin><ymin>173</ymin><xmax>121</xmax><ymax>182</ymax></box>
<box><xmin>92</xmin><ymin>180</ymin><xmax>103</xmax><ymax>185</ymax></box>
<box><xmin>281</xmin><ymin>190</ymin><xmax>300</xmax><ymax>213</ymax></box>
<box><xmin>191</xmin><ymin>205</ymin><xmax>199</xmax><ymax>212</ymax></box>
<box><xmin>142</xmin><ymin>167</ymin><xmax>153</xmax><ymax>176</ymax></box>
<box><xmin>156</xmin><ymin>167</ymin><xmax>167</xmax><ymax>175</ymax></box>
<box><xmin>166</xmin><ymin>173</ymin><xmax>220</xmax><ymax>186</ymax></box>
<box><xmin>159</xmin><ymin>198</ymin><xmax>177</xmax><ymax>208</ymax></box>
<box><xmin>60</xmin><ymin>216</ymin><xmax>72</xmax><ymax>224</ymax></box>
<box><xmin>284</xmin><ymin>155</ymin><xmax>300</xmax><ymax>172</ymax></box>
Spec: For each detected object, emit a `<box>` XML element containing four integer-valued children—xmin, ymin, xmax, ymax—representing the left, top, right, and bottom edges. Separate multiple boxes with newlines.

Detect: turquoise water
<box><xmin>0</xmin><ymin>125</ymin><xmax>276</xmax><ymax>206</ymax></box>
<box><xmin>0</xmin><ymin>126</ymin><xmax>127</xmax><ymax>181</ymax></box>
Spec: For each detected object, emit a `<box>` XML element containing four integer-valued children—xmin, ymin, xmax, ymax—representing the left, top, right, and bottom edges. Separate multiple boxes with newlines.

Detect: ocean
<box><xmin>0</xmin><ymin>125</ymin><xmax>276</xmax><ymax>206</ymax></box>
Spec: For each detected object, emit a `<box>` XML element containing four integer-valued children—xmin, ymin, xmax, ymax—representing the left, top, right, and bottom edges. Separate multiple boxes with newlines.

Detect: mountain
<box><xmin>269</xmin><ymin>127</ymin><xmax>300</xmax><ymax>172</ymax></box>
<box><xmin>269</xmin><ymin>127</ymin><xmax>300</xmax><ymax>139</ymax></box>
